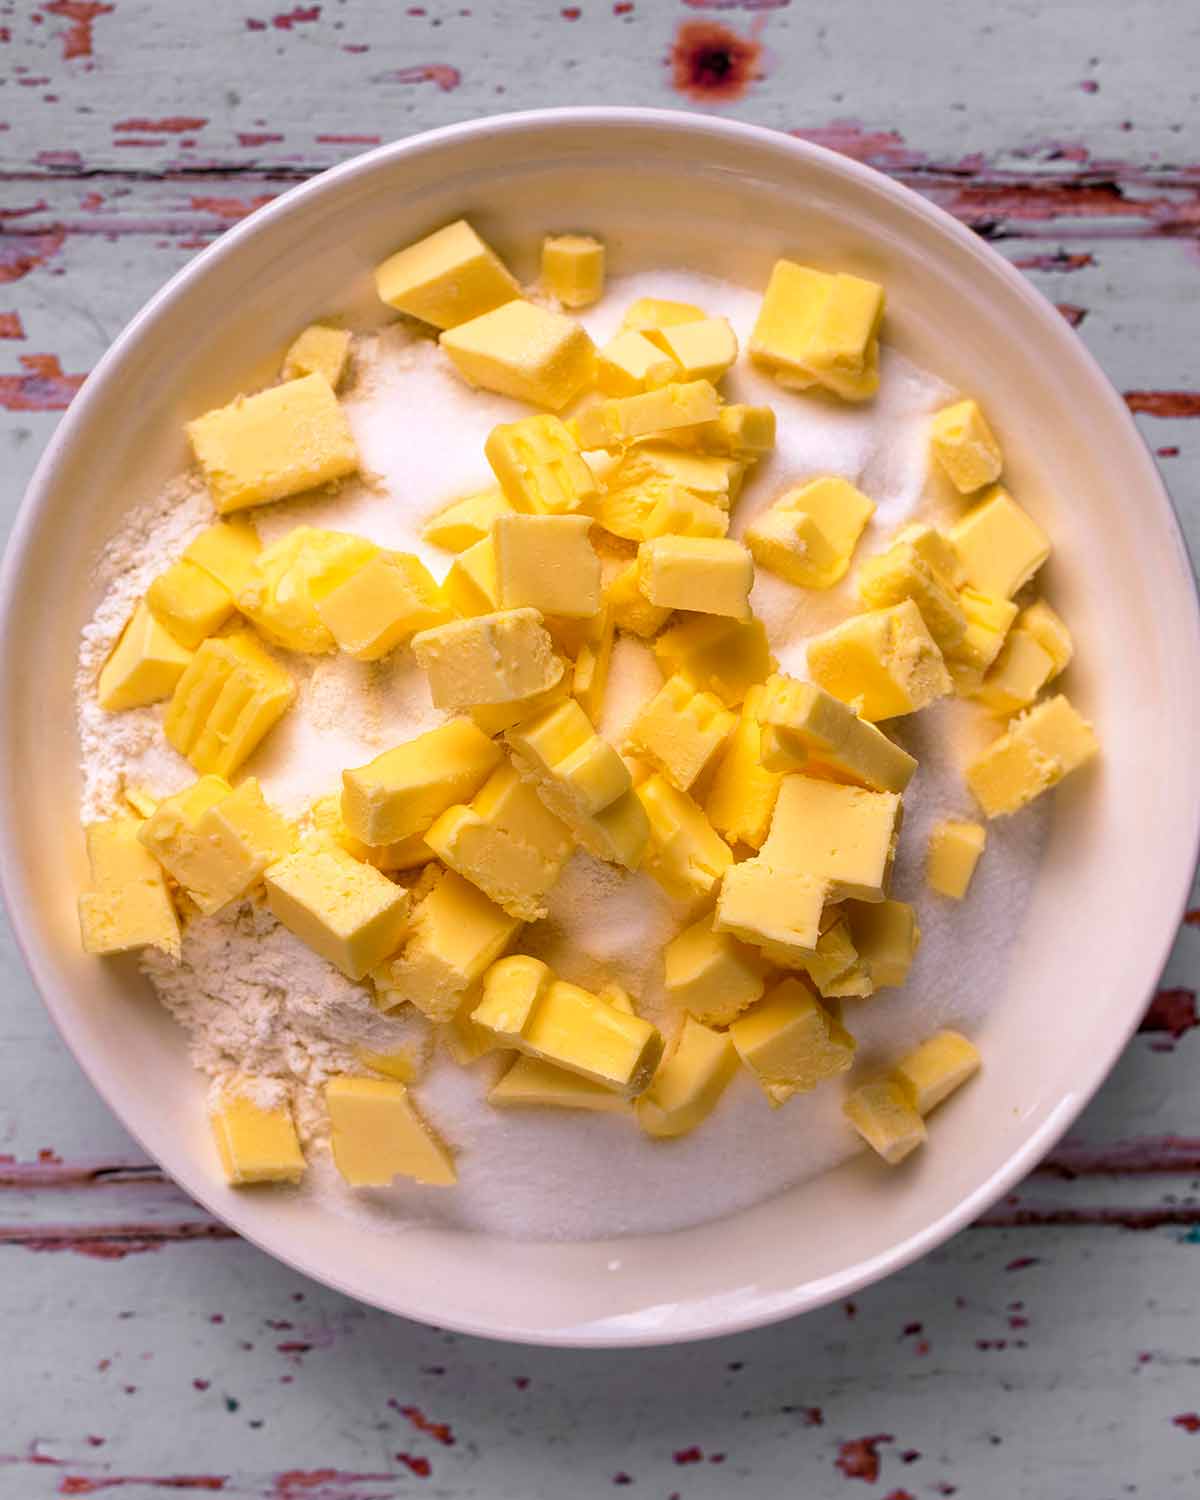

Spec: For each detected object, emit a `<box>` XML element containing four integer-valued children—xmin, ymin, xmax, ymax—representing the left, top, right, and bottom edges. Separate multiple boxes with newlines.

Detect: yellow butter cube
<box><xmin>78</xmin><ymin>818</ymin><xmax>180</xmax><ymax>959</ymax></box>
<box><xmin>949</xmin><ymin>487</ymin><xmax>1051</xmax><ymax>599</ymax></box>
<box><xmin>471</xmin><ymin>954</ymin><xmax>553</xmax><ymax>1040</ymax></box>
<box><xmin>238</xmin><ymin>526</ymin><xmax>378</xmax><ymax>655</ymax></box>
<box><xmin>374</xmin><ymin>218</ymin><xmax>519</xmax><ymax>330</ymax></box>
<box><xmin>730</xmin><ymin>976</ymin><xmax>856</xmax><ymax>1106</ymax></box>
<box><xmin>490</xmin><ymin>1054</ymin><xmax>630</xmax><ymax>1113</ymax></box>
<box><xmin>745</xmin><ymin>476</ymin><xmax>876</xmax><ymax>590</ymax></box>
<box><xmin>891</xmin><ymin>522</ymin><xmax>965</xmax><ymax>588</ymax></box>
<box><xmin>315</xmin><ymin>551</ymin><xmax>449</xmax><ymax>661</ymax></box>
<box><xmin>762</xmin><ymin>775</ymin><xmax>901</xmax><ymax>902</ymax></box>
<box><xmin>425</xmin><ymin>762</ymin><xmax>573</xmax><ymax>920</ymax></box>
<box><xmin>636</xmin><ymin>773</ymin><xmax>732</xmax><ymax>905</ymax></box>
<box><xmin>413</xmin><ymin>609</ymin><xmax>564</xmax><ymax>710</ymax></box>
<box><xmin>606</xmin><ymin>560</ymin><xmax>673</xmax><ymax>638</ymax></box>
<box><xmin>597</xmin><ymin>481</ymin><xmax>728</xmax><ymax>544</ymax></box>
<box><xmin>485</xmin><ymin>414</ymin><xmax>601</xmax><ymax>516</ymax></box>
<box><xmin>165</xmin><ymin>631</ymin><xmax>296</xmax><ymax>778</ymax></box>
<box><xmin>653</xmin><ymin>615</ymin><xmax>774</xmax><ymax>708</ymax></box>
<box><xmin>624</xmin><ymin>674</ymin><xmax>737</xmax><ymax>792</ymax></box>
<box><xmin>844</xmin><ymin>1079</ymin><xmax>926</xmax><ymax>1165</ymax></box>
<box><xmin>1018</xmin><ymin>599</ymin><xmax>1074</xmax><ymax>675</ymax></box>
<box><xmin>616</xmin><ymin>444</ymin><xmax>747</xmax><ymax>508</ymax></box>
<box><xmin>470</xmin><ymin>678</ymin><xmax>571</xmax><ymax>736</ymax></box>
<box><xmin>354</xmin><ymin>1044</ymin><xmax>423</xmax><ymax>1083</ymax></box>
<box><xmin>637</xmin><ymin>536</ymin><xmax>754</xmax><ymax>621</ymax></box>
<box><xmin>750</xmin><ymin>261</ymin><xmax>884</xmax><ymax>400</ymax></box>
<box><xmin>505</xmin><ymin>696</ymin><xmax>630</xmax><ymax>822</ymax></box>
<box><xmin>686</xmin><ymin>403</ymin><xmax>777</xmax><ymax>459</ymax></box>
<box><xmin>571</xmin><ymin>380</ymin><xmax>722</xmax><ymax>451</ymax></box>
<box><xmin>949</xmin><ymin>587</ymin><xmax>1019</xmax><ymax>691</ymax></box>
<box><xmin>966</xmin><ymin>693</ymin><xmax>1099</xmax><ymax>817</ymax></box>
<box><xmin>184</xmin><ymin>518</ymin><xmax>262</xmax><ymax>598</ymax></box>
<box><xmin>664</xmin><ymin>912</ymin><xmax>767</xmax><ymax>1026</ymax></box>
<box><xmin>577</xmin><ymin>788</ymin><xmax>651</xmax><ymax>870</ymax></box>
<box><xmin>715</xmin><ymin>857</ymin><xmax>828</xmax><ymax>963</ymax></box>
<box><xmin>807</xmin><ymin>598</ymin><xmax>951</xmax><ymax>721</ymax></box>
<box><xmin>973</xmin><ymin>628</ymin><xmax>1056</xmax><ymax>715</ymax></box>
<box><xmin>541</xmin><ymin>233</ymin><xmax>606</xmax><ymax>308</ymax></box>
<box><xmin>97</xmin><ymin>600</ymin><xmax>193</xmax><ymax>712</ymax></box>
<box><xmin>756</xmin><ymin>676</ymin><xmax>917</xmax><ymax>793</ymax></box>
<box><xmin>146</xmin><ymin>558</ymin><xmax>236</xmax><ymax>649</ymax></box>
<box><xmin>139</xmin><ymin>775</ymin><xmax>294</xmax><ymax>915</ymax></box>
<box><xmin>620</xmin><ymin>297</ymin><xmax>707</xmax><ymax>332</ymax></box>
<box><xmin>794</xmin><ymin>910</ymin><xmax>863</xmax><ymax>994</ymax></box>
<box><xmin>374</xmin><ymin>868</ymin><xmax>521</xmax><ymax>1020</ymax></box>
<box><xmin>846</xmin><ymin>898</ymin><xmax>920</xmax><ymax>988</ymax></box>
<box><xmin>494</xmin><ymin>513</ymin><xmax>601</xmax><ymax>619</ymax></box>
<box><xmin>440</xmin><ymin>992</ymin><xmax>503</xmax><ymax>1066</ymax></box>
<box><xmin>210</xmin><ymin>1082</ymin><xmax>306</xmax><ymax>1185</ymax></box>
<box><xmin>187</xmin><ymin>373</ymin><xmax>358</xmax><ymax>514</ymax></box>
<box><xmin>645</xmin><ymin>317</ymin><xmax>738</xmax><ymax>384</ymax></box>
<box><xmin>307</xmin><ymin>794</ymin><xmax>436</xmax><ymax>874</ymax></box>
<box><xmin>705</xmin><ymin>685</ymin><xmax>783</xmax><ymax>850</ymax></box>
<box><xmin>930</xmin><ymin>398</ymin><xmax>1003</xmax><ymax>494</ymax></box>
<box><xmin>281</xmin><ymin>323</ymin><xmax>352</xmax><ymax>390</ymax></box>
<box><xmin>423</xmin><ymin>488</ymin><xmax>513</xmax><ymax>553</ymax></box>
<box><xmin>927</xmin><ymin>819</ymin><xmax>986</xmax><ymax>899</ymax></box>
<box><xmin>264</xmin><ymin>844</ymin><xmax>411</xmax><ymax>980</ymax></box>
<box><xmin>857</xmin><ymin>540</ymin><xmax>966</xmax><ymax>655</ymax></box>
<box><xmin>636</xmin><ymin>1016</ymin><xmax>738</xmax><ymax>1138</ymax></box>
<box><xmin>326</xmin><ymin>1076</ymin><xmax>456</xmax><ymax>1186</ymax></box>
<box><xmin>441</xmin><ymin>299</ymin><xmax>596</xmax><ymax>411</ymax></box>
<box><xmin>572</xmin><ymin>606</ymin><xmax>615</xmax><ymax>723</ymax></box>
<box><xmin>342</xmin><ymin>718</ymin><xmax>502</xmax><ymax>846</ymax></box>
<box><xmin>596</xmin><ymin>330</ymin><xmax>680</xmax><ymax>396</ymax></box>
<box><xmin>442</xmin><ymin>536</ymin><xmax>500</xmax><ymax>618</ymax></box>
<box><xmin>893</xmin><ymin>1029</ymin><xmax>981</xmax><ymax>1114</ymax></box>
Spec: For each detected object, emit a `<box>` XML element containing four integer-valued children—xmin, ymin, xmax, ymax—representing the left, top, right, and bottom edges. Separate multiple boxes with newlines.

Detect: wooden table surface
<box><xmin>2</xmin><ymin>3</ymin><xmax>1199</xmax><ymax>1495</ymax></box>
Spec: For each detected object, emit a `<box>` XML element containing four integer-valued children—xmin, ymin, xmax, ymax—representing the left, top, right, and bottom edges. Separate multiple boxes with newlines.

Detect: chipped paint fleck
<box><xmin>0</xmin><ymin>352</ymin><xmax>85</xmax><ymax>411</ymax></box>
<box><xmin>670</xmin><ymin>21</ymin><xmax>762</xmax><ymax>102</ymax></box>
<box><xmin>835</xmin><ymin>1435</ymin><xmax>893</xmax><ymax>1482</ymax></box>
<box><xmin>42</xmin><ymin>0</ymin><xmax>113</xmax><ymax>61</ymax></box>
<box><xmin>1125</xmin><ymin>391</ymin><xmax>1200</xmax><ymax>418</ymax></box>
<box><xmin>0</xmin><ymin>230</ymin><xmax>66</xmax><ymax>284</ymax></box>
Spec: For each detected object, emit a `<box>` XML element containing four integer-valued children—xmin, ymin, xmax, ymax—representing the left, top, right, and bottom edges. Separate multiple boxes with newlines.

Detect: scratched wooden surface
<box><xmin>3</xmin><ymin>2</ymin><xmax>1200</xmax><ymax>1495</ymax></box>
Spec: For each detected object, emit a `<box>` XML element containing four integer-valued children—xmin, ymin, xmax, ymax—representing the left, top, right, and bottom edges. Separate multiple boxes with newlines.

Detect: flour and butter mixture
<box><xmin>75</xmin><ymin>223</ymin><xmax>1099</xmax><ymax>1239</ymax></box>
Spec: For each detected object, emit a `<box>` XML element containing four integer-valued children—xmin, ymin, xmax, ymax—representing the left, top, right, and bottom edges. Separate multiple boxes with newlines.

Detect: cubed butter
<box><xmin>756</xmin><ymin>676</ymin><xmax>917</xmax><ymax>793</ymax></box>
<box><xmin>470</xmin><ymin>677</ymin><xmax>571</xmax><ymax>737</ymax></box>
<box><xmin>146</xmin><ymin>558</ymin><xmax>236</xmax><ymax>649</ymax></box>
<box><xmin>97</xmin><ymin>600</ymin><xmax>193</xmax><ymax>712</ymax></box>
<box><xmin>541</xmin><ymin>233</ymin><xmax>605</xmax><ymax>308</ymax></box>
<box><xmin>636</xmin><ymin>1017</ymin><xmax>739</xmax><ymax>1138</ymax></box>
<box><xmin>949</xmin><ymin>587</ymin><xmax>1019</xmax><ymax>691</ymax></box>
<box><xmin>238</xmin><ymin>526</ymin><xmax>378</xmax><ymax>655</ymax></box>
<box><xmin>686</xmin><ymin>403</ymin><xmax>777</xmax><ymax>459</ymax></box>
<box><xmin>315</xmin><ymin>551</ymin><xmax>449</xmax><ymax>661</ymax></box>
<box><xmin>442</xmin><ymin>536</ymin><xmax>500</xmax><ymax>617</ymax></box>
<box><xmin>139</xmin><ymin>775</ymin><xmax>294</xmax><ymax>915</ymax></box>
<box><xmin>264</xmin><ymin>843</ymin><xmax>411</xmax><ymax>981</ymax></box>
<box><xmin>184</xmin><ymin>518</ymin><xmax>262</xmax><ymax>598</ymax></box>
<box><xmin>930</xmin><ymin>398</ymin><xmax>1003</xmax><ymax>494</ymax></box>
<box><xmin>891</xmin><ymin>522</ymin><xmax>966</xmax><ymax>589</ymax></box>
<box><xmin>77</xmin><ymin>817</ymin><xmax>180</xmax><ymax>959</ymax></box>
<box><xmin>572</xmin><ymin>605</ymin><xmax>615</xmax><ymax>723</ymax></box>
<box><xmin>342</xmin><ymin>718</ymin><xmax>502</xmax><ymax>846</ymax></box>
<box><xmin>715</xmin><ymin>857</ymin><xmax>828</xmax><ymax>963</ymax></box>
<box><xmin>306</xmin><ymin>794</ymin><xmax>435</xmax><ymax>873</ymax></box>
<box><xmin>187</xmin><ymin>373</ymin><xmax>359</xmax><ymax>514</ymax></box>
<box><xmin>571</xmin><ymin>380</ymin><xmax>722</xmax><ymax>451</ymax></box>
<box><xmin>354</xmin><ymin>1044</ymin><xmax>424</xmax><ymax>1083</ymax></box>
<box><xmin>927</xmin><ymin>819</ymin><xmax>986</xmax><ymax>899</ymax></box>
<box><xmin>750</xmin><ymin>261</ymin><xmax>884</xmax><ymax>401</ymax></box>
<box><xmin>637</xmin><ymin>536</ymin><xmax>754</xmax><ymax>620</ymax></box>
<box><xmin>745</xmin><ymin>477</ymin><xmax>875</xmax><ymax>589</ymax></box>
<box><xmin>574</xmin><ymin>787</ymin><xmax>651</xmax><ymax>870</ymax></box>
<box><xmin>210</xmin><ymin>1082</ymin><xmax>306</xmax><ymax>1185</ymax></box>
<box><xmin>892</xmin><ymin>1029</ymin><xmax>981</xmax><ymax>1114</ymax></box>
<box><xmin>644</xmin><ymin>317</ymin><xmax>738</xmax><ymax>384</ymax></box>
<box><xmin>505</xmin><ymin>696</ymin><xmax>630</xmax><ymax>822</ymax></box>
<box><xmin>857</xmin><ymin>540</ymin><xmax>966</xmax><ymax>655</ymax></box>
<box><xmin>471</xmin><ymin>954</ymin><xmax>553</xmax><ymax>1040</ymax></box>
<box><xmin>374</xmin><ymin>218</ymin><xmax>519</xmax><ymax>330</ymax></box>
<box><xmin>441</xmin><ymin>300</ymin><xmax>596</xmax><ymax>411</ymax></box>
<box><xmin>730</xmin><ymin>976</ymin><xmax>856</xmax><ymax>1106</ymax></box>
<box><xmin>653</xmin><ymin>615</ymin><xmax>774</xmax><ymax>708</ymax></box>
<box><xmin>485</xmin><ymin>414</ymin><xmax>601</xmax><ymax>515</ymax></box>
<box><xmin>846</xmin><ymin>898</ymin><xmax>920</xmax><ymax>988</ymax></box>
<box><xmin>620</xmin><ymin>297</ymin><xmax>706</xmax><ymax>332</ymax></box>
<box><xmin>165</xmin><ymin>631</ymin><xmax>296</xmax><ymax>778</ymax></box>
<box><xmin>494</xmin><ymin>512</ymin><xmax>601</xmax><ymax>619</ymax></box>
<box><xmin>423</xmin><ymin>488</ymin><xmax>513</xmax><ymax>553</ymax></box>
<box><xmin>704</xmin><ymin>685</ymin><xmax>783</xmax><ymax>850</ymax></box>
<box><xmin>1018</xmin><ymin>599</ymin><xmax>1074</xmax><ymax>675</ymax></box>
<box><xmin>624</xmin><ymin>674</ymin><xmax>737</xmax><ymax>792</ymax></box>
<box><xmin>373</xmin><ymin>868</ymin><xmax>521</xmax><ymax>1021</ymax></box>
<box><xmin>605</xmin><ymin>560</ymin><xmax>673</xmax><ymax>638</ymax></box>
<box><xmin>807</xmin><ymin>598</ymin><xmax>952</xmax><ymax>721</ymax></box>
<box><xmin>490</xmin><ymin>1054</ymin><xmax>630</xmax><ymax>1113</ymax></box>
<box><xmin>281</xmin><ymin>323</ymin><xmax>352</xmax><ymax>390</ymax></box>
<box><xmin>596</xmin><ymin>480</ymin><xmax>728</xmax><ymax>544</ymax></box>
<box><xmin>615</xmin><ymin>444</ymin><xmax>747</xmax><ymax>509</ymax></box>
<box><xmin>663</xmin><ymin>913</ymin><xmax>767</xmax><ymax>1026</ymax></box>
<box><xmin>973</xmin><ymin>628</ymin><xmax>1056</xmax><ymax>715</ymax></box>
<box><xmin>966</xmin><ymin>693</ymin><xmax>1099</xmax><ymax>817</ymax></box>
<box><xmin>844</xmin><ymin>1079</ymin><xmax>926</xmax><ymax>1165</ymax></box>
<box><xmin>325</xmin><ymin>1076</ymin><xmax>456</xmax><ymax>1186</ymax></box>
<box><xmin>949</xmin><ymin>487</ymin><xmax>1050</xmax><ymax>599</ymax></box>
<box><xmin>596</xmin><ymin>330</ymin><xmax>680</xmax><ymax>396</ymax></box>
<box><xmin>636</xmin><ymin>773</ymin><xmax>732</xmax><ymax>905</ymax></box>
<box><xmin>412</xmin><ymin>609</ymin><xmax>564</xmax><ymax>710</ymax></box>
<box><xmin>762</xmin><ymin>775</ymin><xmax>901</xmax><ymax>902</ymax></box>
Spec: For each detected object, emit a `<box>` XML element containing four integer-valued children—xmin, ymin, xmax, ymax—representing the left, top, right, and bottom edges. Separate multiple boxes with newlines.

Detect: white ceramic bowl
<box><xmin>3</xmin><ymin>109</ymin><xmax>1198</xmax><ymax>1347</ymax></box>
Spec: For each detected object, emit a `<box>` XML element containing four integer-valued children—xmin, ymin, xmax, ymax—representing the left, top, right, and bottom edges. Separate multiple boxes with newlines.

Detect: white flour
<box><xmin>75</xmin><ymin>268</ymin><xmax>1049</xmax><ymax>1240</ymax></box>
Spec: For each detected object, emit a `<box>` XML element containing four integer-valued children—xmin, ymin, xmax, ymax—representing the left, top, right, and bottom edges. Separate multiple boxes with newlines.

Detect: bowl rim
<box><xmin>3</xmin><ymin>105</ymin><xmax>1199</xmax><ymax>1348</ymax></box>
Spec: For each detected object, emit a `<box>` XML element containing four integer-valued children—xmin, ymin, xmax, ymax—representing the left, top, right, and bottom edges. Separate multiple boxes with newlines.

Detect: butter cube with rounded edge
<box><xmin>654</xmin><ymin>615</ymin><xmax>774</xmax><ymax>708</ymax></box>
<box><xmin>846</xmin><ymin>898</ymin><xmax>920</xmax><ymax>988</ymax></box>
<box><xmin>281</xmin><ymin>324</ymin><xmax>351</xmax><ymax>390</ymax></box>
<box><xmin>636</xmin><ymin>773</ymin><xmax>732</xmax><ymax>905</ymax></box>
<box><xmin>972</xmin><ymin>628</ymin><xmax>1056</xmax><ymax>715</ymax></box>
<box><xmin>441</xmin><ymin>300</ymin><xmax>596</xmax><ymax>411</ymax></box>
<box><xmin>571</xmin><ymin>380</ymin><xmax>722</xmax><ymax>451</ymax></box>
<box><xmin>844</xmin><ymin>1079</ymin><xmax>927</xmax><ymax>1165</ymax></box>
<box><xmin>78</xmin><ymin>817</ymin><xmax>180</xmax><ymax>959</ymax></box>
<box><xmin>505</xmin><ymin>697</ymin><xmax>630</xmax><ymax>821</ymax></box>
<box><xmin>238</xmin><ymin>526</ymin><xmax>378</xmax><ymax>655</ymax></box>
<box><xmin>471</xmin><ymin>954</ymin><xmax>553</xmax><ymax>1041</ymax></box>
<box><xmin>326</xmin><ymin>1076</ymin><xmax>456</xmax><ymax>1186</ymax></box>
<box><xmin>930</xmin><ymin>398</ymin><xmax>1003</xmax><ymax>494</ymax></box>
<box><xmin>265</xmin><ymin>844</ymin><xmax>410</xmax><ymax>981</ymax></box>
<box><xmin>596</xmin><ymin>330</ymin><xmax>679</xmax><ymax>396</ymax></box>
<box><xmin>187</xmin><ymin>373</ymin><xmax>359</xmax><ymax>514</ymax></box>
<box><xmin>606</xmin><ymin>560</ymin><xmax>672</xmax><ymax>638</ymax></box>
<box><xmin>715</xmin><ymin>858</ymin><xmax>828</xmax><ymax>963</ymax></box>
<box><xmin>966</xmin><ymin>693</ymin><xmax>1099</xmax><ymax>817</ymax></box>
<box><xmin>807</xmin><ymin>598</ymin><xmax>951</xmax><ymax>721</ymax></box>
<box><xmin>949</xmin><ymin>587</ymin><xmax>1019</xmax><ymax>691</ymax></box>
<box><xmin>341</xmin><ymin>718</ymin><xmax>502</xmax><ymax>846</ymax></box>
<box><xmin>572</xmin><ymin>606</ymin><xmax>615</xmax><ymax>723</ymax></box>
<box><xmin>470</xmin><ymin>678</ymin><xmax>570</xmax><ymax>737</ymax></box>
<box><xmin>485</xmin><ymin>414</ymin><xmax>601</xmax><ymax>515</ymax></box>
<box><xmin>146</xmin><ymin>558</ymin><xmax>236</xmax><ymax>649</ymax></box>
<box><xmin>645</xmin><ymin>317</ymin><xmax>738</xmax><ymax>384</ymax></box>
<box><xmin>490</xmin><ymin>1055</ymin><xmax>631</xmax><ymax>1113</ymax></box>
<box><xmin>97</xmin><ymin>600</ymin><xmax>193</xmax><ymax>712</ymax></box>
<box><xmin>413</xmin><ymin>609</ymin><xmax>564</xmax><ymax>710</ymax></box>
<box><xmin>374</xmin><ymin>218</ymin><xmax>519</xmax><ymax>330</ymax></box>
<box><xmin>857</xmin><ymin>540</ymin><xmax>966</xmax><ymax>655</ymax></box>
<box><xmin>949</xmin><ymin>487</ymin><xmax>1050</xmax><ymax>599</ymax></box>
<box><xmin>621</xmin><ymin>297</ymin><xmax>706</xmax><ymax>332</ymax></box>
<box><xmin>443</xmin><ymin>536</ymin><xmax>500</xmax><ymax>618</ymax></box>
<box><xmin>684</xmin><ymin>404</ymin><xmax>777</xmax><ymax>459</ymax></box>
<box><xmin>730</xmin><ymin>976</ymin><xmax>856</xmax><ymax>1107</ymax></box>
<box><xmin>891</xmin><ymin>522</ymin><xmax>965</xmax><ymax>589</ymax></box>
<box><xmin>745</xmin><ymin>477</ymin><xmax>875</xmax><ymax>589</ymax></box>
<box><xmin>637</xmin><ymin>536</ymin><xmax>754</xmax><ymax>621</ymax></box>
<box><xmin>664</xmin><ymin>913</ymin><xmax>767</xmax><ymax>1026</ymax></box>
<box><xmin>892</xmin><ymin>1030</ymin><xmax>981</xmax><ymax>1114</ymax></box>
<box><xmin>636</xmin><ymin>1017</ymin><xmax>739</xmax><ymax>1138</ymax></box>
<box><xmin>704</xmin><ymin>685</ymin><xmax>783</xmax><ymax>850</ymax></box>
<box><xmin>541</xmin><ymin>233</ymin><xmax>605</xmax><ymax>308</ymax></box>
<box><xmin>423</xmin><ymin>488</ymin><xmax>513</xmax><ymax>553</ymax></box>
<box><xmin>1018</xmin><ymin>600</ymin><xmax>1073</xmax><ymax>675</ymax></box>
<box><xmin>165</xmin><ymin>631</ymin><xmax>296</xmax><ymax>778</ymax></box>
<box><xmin>762</xmin><ymin>776</ymin><xmax>901</xmax><ymax>903</ymax></box>
<box><xmin>574</xmin><ymin>787</ymin><xmax>650</xmax><ymax>870</ymax></box>
<box><xmin>597</xmin><ymin>482</ymin><xmax>728</xmax><ymax>544</ymax></box>
<box><xmin>494</xmin><ymin>513</ymin><xmax>601</xmax><ymax>619</ymax></box>
<box><xmin>750</xmin><ymin>261</ymin><xmax>884</xmax><ymax>400</ymax></box>
<box><xmin>316</xmin><ymin>551</ymin><xmax>450</xmax><ymax>661</ymax></box>
<box><xmin>756</xmin><ymin>676</ymin><xmax>917</xmax><ymax>793</ymax></box>
<box><xmin>624</xmin><ymin>674</ymin><xmax>737</xmax><ymax>792</ymax></box>
<box><xmin>927</xmin><ymin>819</ymin><xmax>986</xmax><ymax>899</ymax></box>
<box><xmin>184</xmin><ymin>519</ymin><xmax>262</xmax><ymax>598</ymax></box>
<box><xmin>210</xmin><ymin>1083</ymin><xmax>305</xmax><ymax>1185</ymax></box>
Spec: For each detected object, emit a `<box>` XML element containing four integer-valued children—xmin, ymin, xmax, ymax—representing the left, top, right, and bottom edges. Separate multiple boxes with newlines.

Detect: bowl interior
<box><xmin>3</xmin><ymin>111</ymin><xmax>1197</xmax><ymax>1346</ymax></box>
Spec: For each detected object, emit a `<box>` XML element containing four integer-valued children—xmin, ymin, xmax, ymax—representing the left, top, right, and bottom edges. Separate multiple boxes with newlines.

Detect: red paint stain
<box><xmin>1139</xmin><ymin>987</ymin><xmax>1198</xmax><ymax>1039</ymax></box>
<box><xmin>562</xmin><ymin>5</ymin><xmax>581</xmax><ymax>16</ymax></box>
<box><xmin>396</xmin><ymin>1406</ymin><xmax>455</xmax><ymax>1447</ymax></box>
<box><xmin>114</xmin><ymin>117</ymin><xmax>208</xmax><ymax>134</ymax></box>
<box><xmin>273</xmin><ymin>5</ymin><xmax>321</xmax><ymax>27</ymax></box>
<box><xmin>1080</xmin><ymin>79</ymin><xmax>1100</xmax><ymax>94</ymax></box>
<box><xmin>884</xmin><ymin>1492</ymin><xmax>916</xmax><ymax>1500</ymax></box>
<box><xmin>835</xmin><ymin>1435</ymin><xmax>893</xmax><ymax>1482</ymax></box>
<box><xmin>614</xmin><ymin>2</ymin><xmax>633</xmax><ymax>11</ymax></box>
<box><xmin>981</xmin><ymin>1203</ymin><xmax>1200</xmax><ymax>1230</ymax></box>
<box><xmin>0</xmin><ymin>313</ymin><xmax>25</xmax><ymax>338</ymax></box>
<box><xmin>395</xmin><ymin>1455</ymin><xmax>431</xmax><ymax>1477</ymax></box>
<box><xmin>0</xmin><ymin>230</ymin><xmax>66</xmax><ymax>284</ymax></box>
<box><xmin>1011</xmin><ymin>250</ymin><xmax>1096</xmax><ymax>272</ymax></box>
<box><xmin>900</xmin><ymin>1449</ymin><xmax>921</xmax><ymax>1463</ymax></box>
<box><xmin>0</xmin><ymin>353</ymin><xmax>85</xmax><ymax>411</ymax></box>
<box><xmin>378</xmin><ymin>63</ymin><xmax>461</xmax><ymax>91</ymax></box>
<box><xmin>58</xmin><ymin>1480</ymin><xmax>226</xmax><ymax>1494</ymax></box>
<box><xmin>1055</xmin><ymin>302</ymin><xmax>1088</xmax><ymax>327</ymax></box>
<box><xmin>844</xmin><ymin>1300</ymin><xmax>857</xmax><ymax>1318</ymax></box>
<box><xmin>1040</xmin><ymin>1135</ymin><xmax>1200</xmax><ymax>1176</ymax></box>
<box><xmin>671</xmin><ymin>21</ymin><xmax>761</xmax><ymax>102</ymax></box>
<box><xmin>1185</xmin><ymin>909</ymin><xmax>1200</xmax><ymax>926</ymax></box>
<box><xmin>673</xmin><ymin>1447</ymin><xmax>703</xmax><ymax>1465</ymax></box>
<box><xmin>1005</xmin><ymin>1256</ymin><xmax>1039</xmax><ymax>1270</ymax></box>
<box><xmin>1157</xmin><ymin>445</ymin><xmax>1181</xmax><ymax>457</ymax></box>
<box><xmin>314</xmin><ymin>133</ymin><xmax>382</xmax><ymax>145</ymax></box>
<box><xmin>1125</xmin><ymin>391</ymin><xmax>1200</xmax><ymax>418</ymax></box>
<box><xmin>43</xmin><ymin>0</ymin><xmax>113</xmax><ymax>60</ymax></box>
<box><xmin>1173</xmin><ymin>1413</ymin><xmax>1200</xmax><ymax>1433</ymax></box>
<box><xmin>792</xmin><ymin>121</ymin><xmax>921</xmax><ymax>170</ymax></box>
<box><xmin>512</xmin><ymin>1376</ymin><xmax>530</xmax><ymax>1389</ymax></box>
<box><xmin>189</xmin><ymin>194</ymin><xmax>276</xmax><ymax>222</ymax></box>
<box><xmin>238</xmin><ymin>132</ymin><xmax>284</xmax><ymax>146</ymax></box>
